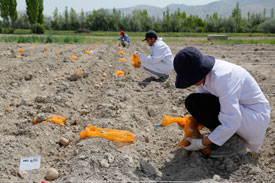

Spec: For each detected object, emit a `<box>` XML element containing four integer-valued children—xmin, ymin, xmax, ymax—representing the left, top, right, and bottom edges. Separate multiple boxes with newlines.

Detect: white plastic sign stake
<box><xmin>20</xmin><ymin>156</ymin><xmax>41</xmax><ymax>183</ymax></box>
<box><xmin>28</xmin><ymin>170</ymin><xmax>33</xmax><ymax>183</ymax></box>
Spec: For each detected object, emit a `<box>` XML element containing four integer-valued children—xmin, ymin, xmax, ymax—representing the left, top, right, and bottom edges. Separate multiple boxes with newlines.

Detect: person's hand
<box><xmin>184</xmin><ymin>138</ymin><xmax>206</xmax><ymax>151</ymax></box>
<box><xmin>134</xmin><ymin>51</ymin><xmax>141</xmax><ymax>58</ymax></box>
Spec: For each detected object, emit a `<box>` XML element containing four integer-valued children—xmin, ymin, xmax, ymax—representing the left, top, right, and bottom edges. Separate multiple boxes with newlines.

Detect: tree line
<box><xmin>0</xmin><ymin>1</ymin><xmax>275</xmax><ymax>34</ymax></box>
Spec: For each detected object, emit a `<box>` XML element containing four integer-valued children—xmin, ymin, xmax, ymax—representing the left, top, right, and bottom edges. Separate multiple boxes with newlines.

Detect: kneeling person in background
<box><xmin>138</xmin><ymin>30</ymin><xmax>174</xmax><ymax>83</ymax></box>
<box><xmin>118</xmin><ymin>31</ymin><xmax>130</xmax><ymax>48</ymax></box>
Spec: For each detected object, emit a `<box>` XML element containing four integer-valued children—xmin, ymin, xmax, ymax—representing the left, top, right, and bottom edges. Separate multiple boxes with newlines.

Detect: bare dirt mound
<box><xmin>0</xmin><ymin>42</ymin><xmax>274</xmax><ymax>182</ymax></box>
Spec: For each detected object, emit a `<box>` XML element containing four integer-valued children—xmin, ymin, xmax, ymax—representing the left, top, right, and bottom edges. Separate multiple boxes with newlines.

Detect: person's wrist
<box><xmin>202</xmin><ymin>136</ymin><xmax>212</xmax><ymax>146</ymax></box>
<box><xmin>197</xmin><ymin>139</ymin><xmax>205</xmax><ymax>149</ymax></box>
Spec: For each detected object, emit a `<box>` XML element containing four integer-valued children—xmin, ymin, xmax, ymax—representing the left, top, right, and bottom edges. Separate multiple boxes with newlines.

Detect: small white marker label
<box><xmin>20</xmin><ymin>156</ymin><xmax>41</xmax><ymax>171</ymax></box>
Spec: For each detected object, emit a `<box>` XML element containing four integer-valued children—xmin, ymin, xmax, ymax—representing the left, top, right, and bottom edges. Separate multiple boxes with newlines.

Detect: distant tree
<box><xmin>43</xmin><ymin>15</ymin><xmax>51</xmax><ymax>29</ymax></box>
<box><xmin>259</xmin><ymin>17</ymin><xmax>275</xmax><ymax>33</ymax></box>
<box><xmin>79</xmin><ymin>9</ymin><xmax>86</xmax><ymax>29</ymax></box>
<box><xmin>8</xmin><ymin>0</ymin><xmax>17</xmax><ymax>29</ymax></box>
<box><xmin>263</xmin><ymin>8</ymin><xmax>266</xmax><ymax>20</ymax></box>
<box><xmin>51</xmin><ymin>7</ymin><xmax>64</xmax><ymax>30</ymax></box>
<box><xmin>37</xmin><ymin>0</ymin><xmax>44</xmax><ymax>24</ymax></box>
<box><xmin>231</xmin><ymin>2</ymin><xmax>242</xmax><ymax>32</ymax></box>
<box><xmin>221</xmin><ymin>17</ymin><xmax>234</xmax><ymax>32</ymax></box>
<box><xmin>130</xmin><ymin>10</ymin><xmax>142</xmax><ymax>31</ymax></box>
<box><xmin>152</xmin><ymin>17</ymin><xmax>162</xmax><ymax>32</ymax></box>
<box><xmin>170</xmin><ymin>9</ymin><xmax>181</xmax><ymax>32</ymax></box>
<box><xmin>90</xmin><ymin>9</ymin><xmax>110</xmax><ymax>31</ymax></box>
<box><xmin>110</xmin><ymin>8</ymin><xmax>121</xmax><ymax>31</ymax></box>
<box><xmin>140</xmin><ymin>10</ymin><xmax>152</xmax><ymax>31</ymax></box>
<box><xmin>14</xmin><ymin>12</ymin><xmax>31</xmax><ymax>29</ymax></box>
<box><xmin>51</xmin><ymin>7</ymin><xmax>59</xmax><ymax>30</ymax></box>
<box><xmin>70</xmin><ymin>8</ymin><xmax>79</xmax><ymax>30</ymax></box>
<box><xmin>26</xmin><ymin>0</ymin><xmax>38</xmax><ymax>25</ymax></box>
<box><xmin>0</xmin><ymin>0</ymin><xmax>17</xmax><ymax>32</ymax></box>
<box><xmin>0</xmin><ymin>0</ymin><xmax>9</xmax><ymax>28</ymax></box>
<box><xmin>118</xmin><ymin>14</ymin><xmax>130</xmax><ymax>31</ymax></box>
<box><xmin>162</xmin><ymin>8</ymin><xmax>171</xmax><ymax>32</ymax></box>
<box><xmin>63</xmin><ymin>7</ymin><xmax>69</xmax><ymax>30</ymax></box>
<box><xmin>26</xmin><ymin>0</ymin><xmax>45</xmax><ymax>33</ymax></box>
<box><xmin>271</xmin><ymin>8</ymin><xmax>274</xmax><ymax>18</ymax></box>
<box><xmin>247</xmin><ymin>12</ymin><xmax>264</xmax><ymax>32</ymax></box>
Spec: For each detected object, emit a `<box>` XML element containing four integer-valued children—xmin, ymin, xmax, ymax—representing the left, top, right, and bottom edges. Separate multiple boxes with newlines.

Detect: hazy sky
<box><xmin>17</xmin><ymin>0</ymin><xmax>219</xmax><ymax>15</ymax></box>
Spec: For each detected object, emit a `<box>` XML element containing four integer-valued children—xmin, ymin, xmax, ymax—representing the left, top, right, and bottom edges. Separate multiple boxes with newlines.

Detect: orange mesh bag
<box><xmin>119</xmin><ymin>58</ymin><xmax>128</xmax><ymax>62</ymax></box>
<box><xmin>44</xmin><ymin>46</ymin><xmax>49</xmax><ymax>50</ymax></box>
<box><xmin>18</xmin><ymin>49</ymin><xmax>24</xmax><ymax>53</ymax></box>
<box><xmin>77</xmin><ymin>70</ymin><xmax>83</xmax><ymax>75</ymax></box>
<box><xmin>71</xmin><ymin>56</ymin><xmax>79</xmax><ymax>60</ymax></box>
<box><xmin>56</xmin><ymin>51</ymin><xmax>61</xmax><ymax>55</ymax></box>
<box><xmin>33</xmin><ymin>117</ymin><xmax>38</xmax><ymax>125</ymax></box>
<box><xmin>160</xmin><ymin>115</ymin><xmax>211</xmax><ymax>155</ymax></box>
<box><xmin>130</xmin><ymin>54</ymin><xmax>141</xmax><ymax>68</ymax></box>
<box><xmin>115</xmin><ymin>70</ymin><xmax>125</xmax><ymax>77</ymax></box>
<box><xmin>118</xmin><ymin>51</ymin><xmax>126</xmax><ymax>55</ymax></box>
<box><xmin>84</xmin><ymin>50</ymin><xmax>91</xmax><ymax>55</ymax></box>
<box><xmin>80</xmin><ymin>125</ymin><xmax>135</xmax><ymax>145</ymax></box>
<box><xmin>42</xmin><ymin>115</ymin><xmax>69</xmax><ymax>126</ymax></box>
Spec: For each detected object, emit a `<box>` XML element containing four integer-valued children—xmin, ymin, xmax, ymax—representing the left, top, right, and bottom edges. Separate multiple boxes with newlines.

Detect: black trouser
<box><xmin>185</xmin><ymin>93</ymin><xmax>221</xmax><ymax>130</ymax></box>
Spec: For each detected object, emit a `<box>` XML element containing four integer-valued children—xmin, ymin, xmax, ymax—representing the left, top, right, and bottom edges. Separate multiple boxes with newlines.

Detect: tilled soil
<box><xmin>0</xmin><ymin>41</ymin><xmax>274</xmax><ymax>182</ymax></box>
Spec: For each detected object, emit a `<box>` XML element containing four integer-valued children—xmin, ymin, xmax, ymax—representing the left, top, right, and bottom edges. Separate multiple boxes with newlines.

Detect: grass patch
<box><xmin>4</xmin><ymin>29</ymin><xmax>275</xmax><ymax>37</ymax></box>
<box><xmin>211</xmin><ymin>38</ymin><xmax>275</xmax><ymax>44</ymax></box>
<box><xmin>0</xmin><ymin>35</ymin><xmax>86</xmax><ymax>44</ymax></box>
<box><xmin>0</xmin><ymin>34</ymin><xmax>274</xmax><ymax>45</ymax></box>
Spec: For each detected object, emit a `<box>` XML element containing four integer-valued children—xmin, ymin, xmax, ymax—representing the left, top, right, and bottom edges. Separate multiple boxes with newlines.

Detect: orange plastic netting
<box><xmin>119</xmin><ymin>58</ymin><xmax>128</xmax><ymax>62</ymax></box>
<box><xmin>130</xmin><ymin>54</ymin><xmax>141</xmax><ymax>68</ymax></box>
<box><xmin>71</xmin><ymin>56</ymin><xmax>79</xmax><ymax>60</ymax></box>
<box><xmin>160</xmin><ymin>115</ymin><xmax>211</xmax><ymax>155</ymax></box>
<box><xmin>80</xmin><ymin>125</ymin><xmax>135</xmax><ymax>143</ymax></box>
<box><xmin>118</xmin><ymin>51</ymin><xmax>126</xmax><ymax>55</ymax></box>
<box><xmin>115</xmin><ymin>70</ymin><xmax>125</xmax><ymax>77</ymax></box>
<box><xmin>77</xmin><ymin>70</ymin><xmax>83</xmax><ymax>75</ymax></box>
<box><xmin>84</xmin><ymin>50</ymin><xmax>91</xmax><ymax>55</ymax></box>
<box><xmin>33</xmin><ymin>117</ymin><xmax>38</xmax><ymax>125</ymax></box>
<box><xmin>42</xmin><ymin>115</ymin><xmax>69</xmax><ymax>126</ymax></box>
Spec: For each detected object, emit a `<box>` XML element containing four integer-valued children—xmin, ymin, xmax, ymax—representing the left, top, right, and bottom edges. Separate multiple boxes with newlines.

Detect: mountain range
<box><xmin>105</xmin><ymin>0</ymin><xmax>275</xmax><ymax>18</ymax></box>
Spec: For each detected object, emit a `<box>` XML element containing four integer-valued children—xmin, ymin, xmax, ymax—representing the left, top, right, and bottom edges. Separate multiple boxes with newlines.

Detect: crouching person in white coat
<box><xmin>138</xmin><ymin>30</ymin><xmax>174</xmax><ymax>85</ymax></box>
<box><xmin>173</xmin><ymin>47</ymin><xmax>270</xmax><ymax>158</ymax></box>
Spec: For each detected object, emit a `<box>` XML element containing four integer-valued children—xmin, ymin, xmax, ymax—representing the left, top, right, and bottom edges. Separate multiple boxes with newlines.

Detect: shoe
<box><xmin>155</xmin><ymin>74</ymin><xmax>169</xmax><ymax>83</ymax></box>
<box><xmin>138</xmin><ymin>77</ymin><xmax>156</xmax><ymax>87</ymax></box>
<box><xmin>209</xmin><ymin>134</ymin><xmax>248</xmax><ymax>158</ymax></box>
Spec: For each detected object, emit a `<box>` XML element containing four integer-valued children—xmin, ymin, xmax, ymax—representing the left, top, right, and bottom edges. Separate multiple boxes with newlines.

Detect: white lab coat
<box><xmin>196</xmin><ymin>59</ymin><xmax>270</xmax><ymax>152</ymax></box>
<box><xmin>139</xmin><ymin>38</ymin><xmax>174</xmax><ymax>75</ymax></box>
